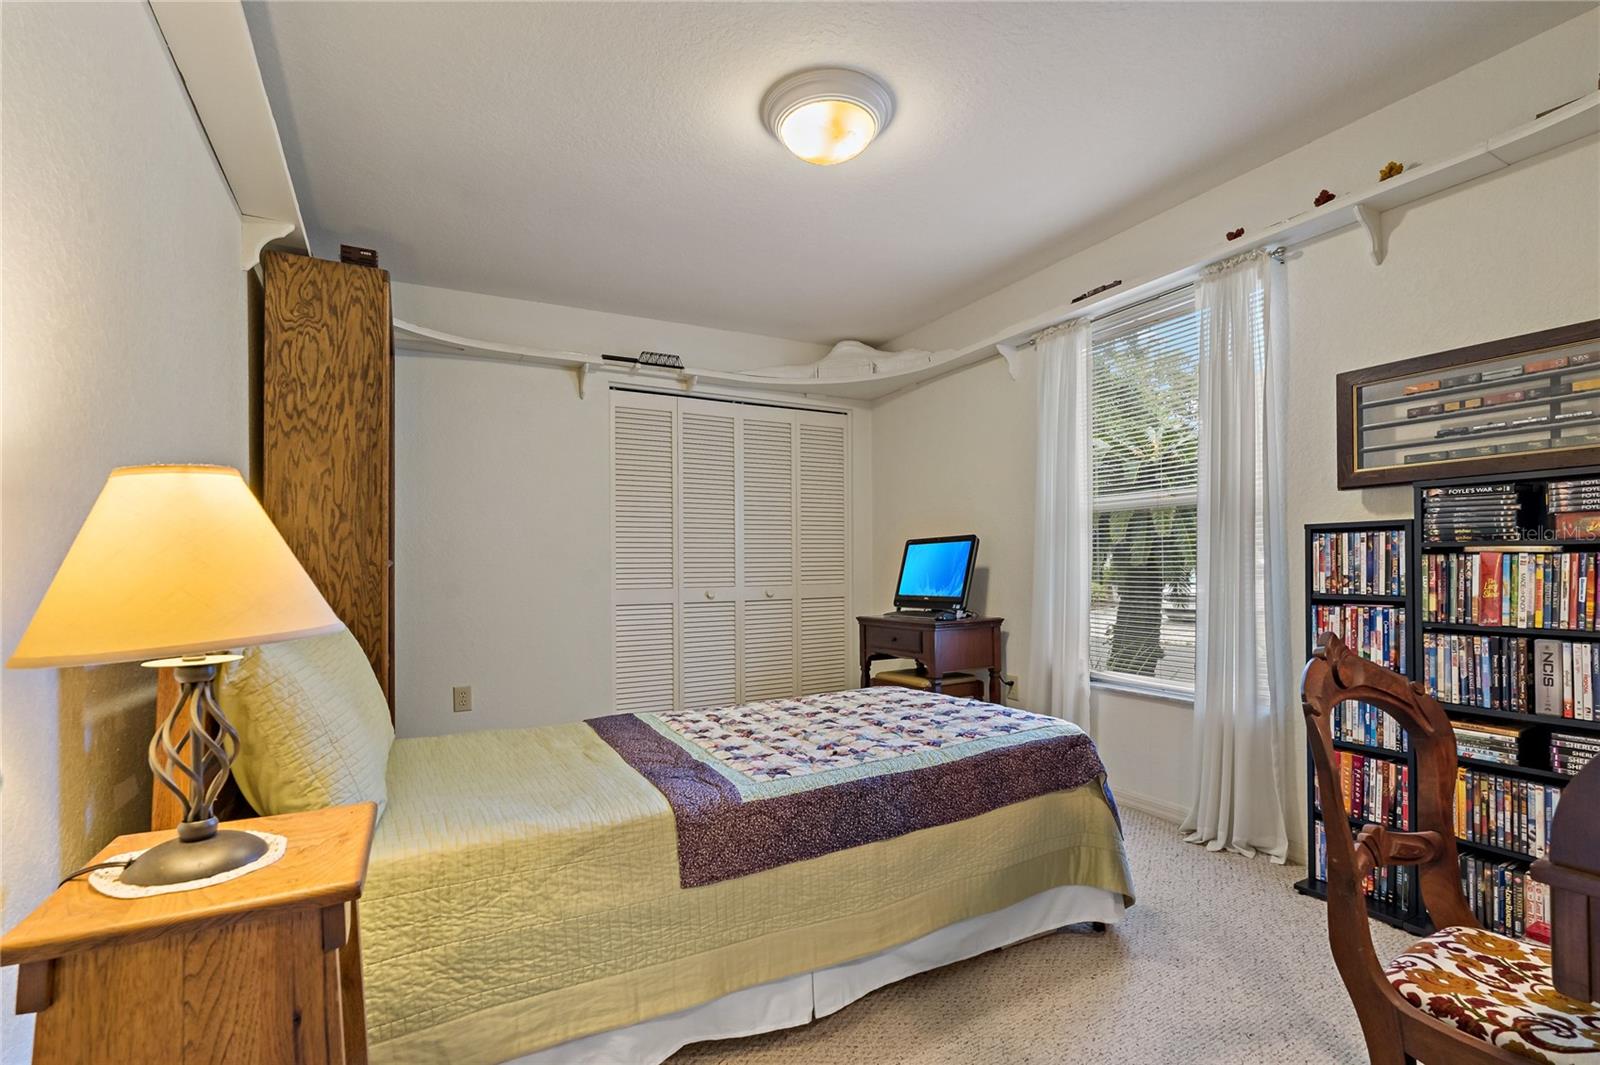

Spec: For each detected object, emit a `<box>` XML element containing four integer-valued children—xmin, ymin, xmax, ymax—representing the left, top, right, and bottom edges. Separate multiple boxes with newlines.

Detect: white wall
<box><xmin>0</xmin><ymin>5</ymin><xmax>248</xmax><ymax>1060</ymax></box>
<box><xmin>394</xmin><ymin>353</ymin><xmax>611</xmax><ymax>733</ymax></box>
<box><xmin>392</xmin><ymin>285</ymin><xmax>874</xmax><ymax>737</ymax></box>
<box><xmin>892</xmin><ymin>10</ymin><xmax>1599</xmax><ymax>357</ymax></box>
<box><xmin>873</xmin><ymin>13</ymin><xmax>1600</xmax><ymax>850</ymax></box>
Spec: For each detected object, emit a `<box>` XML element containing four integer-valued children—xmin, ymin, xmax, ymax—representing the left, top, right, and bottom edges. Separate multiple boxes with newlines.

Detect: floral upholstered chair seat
<box><xmin>1384</xmin><ymin>926</ymin><xmax>1600</xmax><ymax>1063</ymax></box>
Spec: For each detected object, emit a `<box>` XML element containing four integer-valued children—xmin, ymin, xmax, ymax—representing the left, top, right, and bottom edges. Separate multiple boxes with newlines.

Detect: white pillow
<box><xmin>218</xmin><ymin>629</ymin><xmax>393</xmax><ymax>818</ymax></box>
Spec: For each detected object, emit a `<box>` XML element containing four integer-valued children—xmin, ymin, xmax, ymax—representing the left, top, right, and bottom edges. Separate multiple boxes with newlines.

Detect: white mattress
<box><xmin>508</xmin><ymin>885</ymin><xmax>1125</xmax><ymax>1065</ymax></box>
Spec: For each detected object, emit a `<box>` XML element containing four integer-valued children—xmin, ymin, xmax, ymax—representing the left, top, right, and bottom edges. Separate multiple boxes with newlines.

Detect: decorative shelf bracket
<box><xmin>576</xmin><ymin>362</ymin><xmax>596</xmax><ymax>399</ymax></box>
<box><xmin>680</xmin><ymin>372</ymin><xmax>699</xmax><ymax>392</ymax></box>
<box><xmin>1354</xmin><ymin>205</ymin><xmax>1385</xmax><ymax>266</ymax></box>
<box><xmin>241</xmin><ymin>216</ymin><xmax>295</xmax><ymax>271</ymax></box>
<box><xmin>995</xmin><ymin>342</ymin><xmax>1021</xmax><ymax>381</ymax></box>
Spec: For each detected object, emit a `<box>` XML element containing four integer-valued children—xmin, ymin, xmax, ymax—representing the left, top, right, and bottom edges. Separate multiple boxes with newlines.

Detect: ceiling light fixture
<box><xmin>761</xmin><ymin>68</ymin><xmax>894</xmax><ymax>166</ymax></box>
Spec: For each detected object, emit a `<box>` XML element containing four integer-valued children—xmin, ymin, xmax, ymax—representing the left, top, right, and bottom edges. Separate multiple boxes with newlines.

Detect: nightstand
<box><xmin>1</xmin><ymin>802</ymin><xmax>376</xmax><ymax>1065</ymax></box>
<box><xmin>857</xmin><ymin>614</ymin><xmax>1006</xmax><ymax>702</ymax></box>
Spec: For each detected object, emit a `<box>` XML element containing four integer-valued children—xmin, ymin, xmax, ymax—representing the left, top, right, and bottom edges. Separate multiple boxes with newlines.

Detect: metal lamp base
<box><xmin>118</xmin><ymin>828</ymin><xmax>269</xmax><ymax>887</ymax></box>
<box><xmin>126</xmin><ymin>655</ymin><xmax>262</xmax><ymax>889</ymax></box>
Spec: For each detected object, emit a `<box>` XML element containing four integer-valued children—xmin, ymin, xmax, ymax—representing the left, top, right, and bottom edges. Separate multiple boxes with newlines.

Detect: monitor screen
<box><xmin>895</xmin><ymin>536</ymin><xmax>978</xmax><ymax>605</ymax></box>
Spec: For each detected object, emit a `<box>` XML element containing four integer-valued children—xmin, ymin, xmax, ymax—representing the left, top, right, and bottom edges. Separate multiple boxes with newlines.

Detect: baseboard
<box><xmin>1118</xmin><ymin>789</ymin><xmax>1312</xmax><ymax>866</ymax></box>
<box><xmin>1114</xmin><ymin>788</ymin><xmax>1188</xmax><ymax>825</ymax></box>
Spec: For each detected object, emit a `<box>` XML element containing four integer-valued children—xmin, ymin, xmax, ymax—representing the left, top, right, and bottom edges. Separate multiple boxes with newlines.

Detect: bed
<box><xmin>200</xmin><ymin>635</ymin><xmax>1133</xmax><ymax>1065</ymax></box>
<box><xmin>359</xmin><ymin>688</ymin><xmax>1133</xmax><ymax>1064</ymax></box>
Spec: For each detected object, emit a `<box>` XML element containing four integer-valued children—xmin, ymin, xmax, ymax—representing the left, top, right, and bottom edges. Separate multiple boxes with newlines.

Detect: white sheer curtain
<box><xmin>1181</xmin><ymin>250</ymin><xmax>1290</xmax><ymax>861</ymax></box>
<box><xmin>1025</xmin><ymin>320</ymin><xmax>1094</xmax><ymax>729</ymax></box>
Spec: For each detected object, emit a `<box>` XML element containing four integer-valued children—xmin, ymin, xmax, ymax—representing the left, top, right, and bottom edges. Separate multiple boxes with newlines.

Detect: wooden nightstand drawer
<box><xmin>873</xmin><ymin>625</ymin><xmax>924</xmax><ymax>654</ymax></box>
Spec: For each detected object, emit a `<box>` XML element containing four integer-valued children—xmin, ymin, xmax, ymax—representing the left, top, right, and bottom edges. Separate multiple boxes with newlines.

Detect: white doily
<box><xmin>88</xmin><ymin>830</ymin><xmax>288</xmax><ymax>898</ymax></box>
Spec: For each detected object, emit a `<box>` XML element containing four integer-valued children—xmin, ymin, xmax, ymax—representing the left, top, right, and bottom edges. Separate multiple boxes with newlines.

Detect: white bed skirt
<box><xmin>508</xmin><ymin>885</ymin><xmax>1125</xmax><ymax>1065</ymax></box>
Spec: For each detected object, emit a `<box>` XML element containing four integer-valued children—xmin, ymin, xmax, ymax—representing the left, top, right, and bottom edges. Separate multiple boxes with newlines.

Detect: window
<box><xmin>1088</xmin><ymin>286</ymin><xmax>1200</xmax><ymax>693</ymax></box>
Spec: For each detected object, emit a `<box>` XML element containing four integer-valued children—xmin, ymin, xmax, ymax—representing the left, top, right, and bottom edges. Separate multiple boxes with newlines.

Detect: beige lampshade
<box><xmin>7</xmin><ymin>465</ymin><xmax>344</xmax><ymax>668</ymax></box>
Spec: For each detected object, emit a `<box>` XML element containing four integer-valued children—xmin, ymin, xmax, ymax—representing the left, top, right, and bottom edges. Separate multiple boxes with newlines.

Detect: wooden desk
<box><xmin>858</xmin><ymin>614</ymin><xmax>1004</xmax><ymax>703</ymax></box>
<box><xmin>1531</xmin><ymin>759</ymin><xmax>1600</xmax><ymax>1003</ymax></box>
<box><xmin>1</xmin><ymin>803</ymin><xmax>376</xmax><ymax>1065</ymax></box>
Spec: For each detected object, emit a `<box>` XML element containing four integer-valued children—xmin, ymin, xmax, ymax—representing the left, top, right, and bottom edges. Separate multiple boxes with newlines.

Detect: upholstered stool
<box><xmin>869</xmin><ymin>669</ymin><xmax>985</xmax><ymax>699</ymax></box>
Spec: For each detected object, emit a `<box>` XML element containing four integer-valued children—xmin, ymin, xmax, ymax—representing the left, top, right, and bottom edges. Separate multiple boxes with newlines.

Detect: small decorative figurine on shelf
<box><xmin>1226</xmin><ymin>227</ymin><xmax>1244</xmax><ymax>241</ymax></box>
<box><xmin>1313</xmin><ymin>188</ymin><xmax>1336</xmax><ymax>207</ymax></box>
<box><xmin>1378</xmin><ymin>160</ymin><xmax>1405</xmax><ymax>181</ymax></box>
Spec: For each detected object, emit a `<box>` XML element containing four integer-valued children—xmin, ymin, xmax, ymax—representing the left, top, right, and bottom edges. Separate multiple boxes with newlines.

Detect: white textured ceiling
<box><xmin>245</xmin><ymin>2</ymin><xmax>1588</xmax><ymax>344</ymax></box>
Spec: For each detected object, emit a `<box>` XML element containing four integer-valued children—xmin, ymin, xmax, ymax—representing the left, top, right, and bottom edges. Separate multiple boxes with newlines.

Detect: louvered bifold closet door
<box><xmin>737</xmin><ymin>408</ymin><xmax>798</xmax><ymax>702</ymax></box>
<box><xmin>611</xmin><ymin>393</ymin><xmax>678</xmax><ymax>712</ymax></box>
<box><xmin>796</xmin><ymin>412</ymin><xmax>852</xmax><ymax>695</ymax></box>
<box><xmin>678</xmin><ymin>399</ymin><xmax>740</xmax><ymax>710</ymax></box>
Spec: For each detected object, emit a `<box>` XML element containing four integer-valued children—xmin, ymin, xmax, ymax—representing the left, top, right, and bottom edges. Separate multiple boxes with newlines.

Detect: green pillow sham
<box><xmin>218</xmin><ymin>629</ymin><xmax>393</xmax><ymax>819</ymax></box>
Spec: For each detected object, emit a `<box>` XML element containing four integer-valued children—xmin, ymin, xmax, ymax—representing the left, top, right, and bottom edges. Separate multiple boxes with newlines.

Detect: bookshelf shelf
<box><xmin>1310</xmin><ymin>809</ymin><xmax>1407</xmax><ymax>833</ymax></box>
<box><xmin>1455</xmin><ymin>756</ymin><xmax>1570</xmax><ymax>785</ymax></box>
<box><xmin>1423</xmin><ymin>538</ymin><xmax>1600</xmax><ymax>550</ymax></box>
<box><xmin>1456</xmin><ymin>837</ymin><xmax>1538</xmax><ymax>865</ymax></box>
<box><xmin>1421</xmin><ymin>620</ymin><xmax>1600</xmax><ymax>641</ymax></box>
<box><xmin>1332</xmin><ymin>739</ymin><xmax>1408</xmax><ymax>761</ymax></box>
<box><xmin>1292</xmin><ymin>877</ymin><xmax>1430</xmax><ymax>935</ymax></box>
<box><xmin>1310</xmin><ymin>592</ymin><xmax>1407</xmax><ymax>606</ymax></box>
<box><xmin>1437</xmin><ymin>701</ymin><xmax>1600</xmax><ymax>735</ymax></box>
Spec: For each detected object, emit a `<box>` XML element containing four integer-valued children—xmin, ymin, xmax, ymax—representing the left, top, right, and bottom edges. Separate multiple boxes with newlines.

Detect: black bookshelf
<box><xmin>1414</xmin><ymin>465</ymin><xmax>1600</xmax><ymax>761</ymax></box>
<box><xmin>1294</xmin><ymin>519</ymin><xmax>1429</xmax><ymax>934</ymax></box>
<box><xmin>1411</xmin><ymin>465</ymin><xmax>1600</xmax><ymax>943</ymax></box>
<box><xmin>1297</xmin><ymin>469</ymin><xmax>1600</xmax><ymax>942</ymax></box>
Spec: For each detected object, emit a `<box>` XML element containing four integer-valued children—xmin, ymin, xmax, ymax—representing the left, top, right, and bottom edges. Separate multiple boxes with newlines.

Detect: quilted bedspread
<box><xmin>589</xmin><ymin>687</ymin><xmax>1115</xmax><ymax>886</ymax></box>
<box><xmin>362</xmin><ymin>691</ymin><xmax>1133</xmax><ymax>1065</ymax></box>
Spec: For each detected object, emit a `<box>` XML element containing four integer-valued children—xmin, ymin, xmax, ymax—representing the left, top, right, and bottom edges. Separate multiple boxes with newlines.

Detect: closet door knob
<box><xmin>705</xmin><ymin>590</ymin><xmax>716</xmax><ymax>600</ymax></box>
<box><xmin>764</xmin><ymin>590</ymin><xmax>775</xmax><ymax>599</ymax></box>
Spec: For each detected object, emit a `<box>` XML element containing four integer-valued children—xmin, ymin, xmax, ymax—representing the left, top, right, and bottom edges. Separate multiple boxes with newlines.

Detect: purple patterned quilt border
<box><xmin>588</xmin><ymin>712</ymin><xmax>1116</xmax><ymax>888</ymax></box>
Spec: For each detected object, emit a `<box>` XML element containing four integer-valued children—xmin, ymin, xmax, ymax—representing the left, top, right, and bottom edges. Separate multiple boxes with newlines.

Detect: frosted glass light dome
<box><xmin>762</xmin><ymin>68</ymin><xmax>894</xmax><ymax>166</ymax></box>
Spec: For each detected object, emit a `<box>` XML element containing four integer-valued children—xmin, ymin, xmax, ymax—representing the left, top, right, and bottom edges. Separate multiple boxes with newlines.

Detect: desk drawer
<box><xmin>871</xmin><ymin>625</ymin><xmax>925</xmax><ymax>655</ymax></box>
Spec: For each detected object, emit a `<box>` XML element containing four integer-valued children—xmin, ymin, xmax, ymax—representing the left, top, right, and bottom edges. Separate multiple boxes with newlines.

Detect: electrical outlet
<box><xmin>452</xmin><ymin>685</ymin><xmax>473</xmax><ymax>713</ymax></box>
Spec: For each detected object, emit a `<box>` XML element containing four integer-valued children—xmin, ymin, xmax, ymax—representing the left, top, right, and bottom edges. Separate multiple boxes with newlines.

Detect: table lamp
<box><xmin>7</xmin><ymin>465</ymin><xmax>343</xmax><ymax>887</ymax></box>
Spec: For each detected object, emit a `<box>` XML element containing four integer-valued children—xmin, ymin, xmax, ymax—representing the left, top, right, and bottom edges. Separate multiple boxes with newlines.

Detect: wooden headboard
<box><xmin>151</xmin><ymin>249</ymin><xmax>391</xmax><ymax>831</ymax></box>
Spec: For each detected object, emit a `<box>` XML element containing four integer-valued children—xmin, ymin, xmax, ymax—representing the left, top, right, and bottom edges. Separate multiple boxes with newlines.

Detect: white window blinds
<box><xmin>1088</xmin><ymin>286</ymin><xmax>1200</xmax><ymax>691</ymax></box>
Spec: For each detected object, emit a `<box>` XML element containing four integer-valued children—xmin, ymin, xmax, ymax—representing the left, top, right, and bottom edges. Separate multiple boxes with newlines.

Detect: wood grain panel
<box><xmin>6</xmin><ymin>805</ymin><xmax>373</xmax><ymax>1064</ymax></box>
<box><xmin>261</xmin><ymin>251</ymin><xmax>394</xmax><ymax>713</ymax></box>
<box><xmin>2</xmin><ymin>804</ymin><xmax>375</xmax><ymax>967</ymax></box>
<box><xmin>180</xmin><ymin>910</ymin><xmax>332</xmax><ymax>1065</ymax></box>
<box><xmin>32</xmin><ymin>935</ymin><xmax>185</xmax><ymax>1062</ymax></box>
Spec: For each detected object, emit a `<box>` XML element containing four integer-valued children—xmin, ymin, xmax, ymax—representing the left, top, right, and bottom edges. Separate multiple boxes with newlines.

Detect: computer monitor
<box><xmin>893</xmin><ymin>535</ymin><xmax>979</xmax><ymax>612</ymax></box>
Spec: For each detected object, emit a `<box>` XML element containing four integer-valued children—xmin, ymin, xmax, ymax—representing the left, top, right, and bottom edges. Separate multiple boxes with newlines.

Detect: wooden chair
<box><xmin>1301</xmin><ymin>633</ymin><xmax>1598</xmax><ymax>1065</ymax></box>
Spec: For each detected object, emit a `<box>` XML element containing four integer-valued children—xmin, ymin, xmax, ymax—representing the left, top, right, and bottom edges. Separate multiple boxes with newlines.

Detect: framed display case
<box><xmin>1337</xmin><ymin>320</ymin><xmax>1600</xmax><ymax>489</ymax></box>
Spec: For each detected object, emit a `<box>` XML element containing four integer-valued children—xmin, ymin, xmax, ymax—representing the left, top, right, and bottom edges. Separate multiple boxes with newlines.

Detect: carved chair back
<box><xmin>1300</xmin><ymin>633</ymin><xmax>1521</xmax><ymax>1064</ymax></box>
